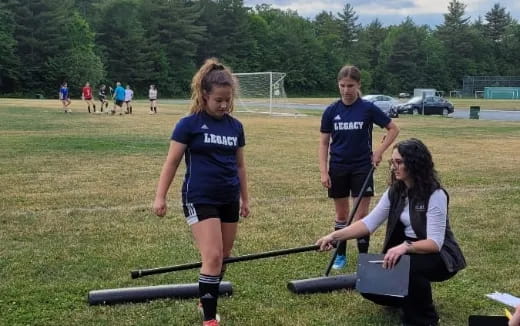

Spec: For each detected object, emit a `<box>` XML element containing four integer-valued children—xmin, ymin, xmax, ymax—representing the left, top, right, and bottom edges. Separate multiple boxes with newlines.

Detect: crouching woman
<box><xmin>316</xmin><ymin>138</ymin><xmax>466</xmax><ymax>326</ymax></box>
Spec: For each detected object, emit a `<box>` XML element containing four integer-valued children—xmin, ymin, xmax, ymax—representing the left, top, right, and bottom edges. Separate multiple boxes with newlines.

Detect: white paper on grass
<box><xmin>486</xmin><ymin>292</ymin><xmax>520</xmax><ymax>308</ymax></box>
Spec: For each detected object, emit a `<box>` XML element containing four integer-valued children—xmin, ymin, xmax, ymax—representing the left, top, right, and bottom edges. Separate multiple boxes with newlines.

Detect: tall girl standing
<box><xmin>319</xmin><ymin>65</ymin><xmax>399</xmax><ymax>269</ymax></box>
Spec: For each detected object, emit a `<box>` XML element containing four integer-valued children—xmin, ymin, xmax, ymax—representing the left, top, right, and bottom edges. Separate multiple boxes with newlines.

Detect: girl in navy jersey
<box><xmin>153</xmin><ymin>58</ymin><xmax>249</xmax><ymax>326</ymax></box>
<box><xmin>319</xmin><ymin>65</ymin><xmax>399</xmax><ymax>269</ymax></box>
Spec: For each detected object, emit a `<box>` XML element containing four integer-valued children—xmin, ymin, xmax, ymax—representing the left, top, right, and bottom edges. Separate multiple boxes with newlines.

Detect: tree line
<box><xmin>1</xmin><ymin>0</ymin><xmax>519</xmax><ymax>98</ymax></box>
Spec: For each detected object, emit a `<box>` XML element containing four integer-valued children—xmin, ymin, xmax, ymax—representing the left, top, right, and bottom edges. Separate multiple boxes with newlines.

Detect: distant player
<box><xmin>98</xmin><ymin>85</ymin><xmax>109</xmax><ymax>113</ymax></box>
<box><xmin>149</xmin><ymin>84</ymin><xmax>158</xmax><ymax>114</ymax></box>
<box><xmin>82</xmin><ymin>82</ymin><xmax>96</xmax><ymax>113</ymax></box>
<box><xmin>112</xmin><ymin>82</ymin><xmax>126</xmax><ymax>115</ymax></box>
<box><xmin>59</xmin><ymin>82</ymin><xmax>72</xmax><ymax>113</ymax></box>
<box><xmin>124</xmin><ymin>85</ymin><xmax>134</xmax><ymax>114</ymax></box>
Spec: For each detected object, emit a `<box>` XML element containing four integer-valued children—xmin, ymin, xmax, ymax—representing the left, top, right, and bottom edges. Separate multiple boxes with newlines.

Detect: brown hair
<box><xmin>188</xmin><ymin>58</ymin><xmax>237</xmax><ymax>114</ymax></box>
<box><xmin>337</xmin><ymin>65</ymin><xmax>361</xmax><ymax>82</ymax></box>
<box><xmin>337</xmin><ymin>65</ymin><xmax>362</xmax><ymax>97</ymax></box>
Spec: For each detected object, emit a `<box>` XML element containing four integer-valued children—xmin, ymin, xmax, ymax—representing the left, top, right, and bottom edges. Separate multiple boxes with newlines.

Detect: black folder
<box><xmin>356</xmin><ymin>253</ymin><xmax>410</xmax><ymax>297</ymax></box>
<box><xmin>468</xmin><ymin>315</ymin><xmax>509</xmax><ymax>326</ymax></box>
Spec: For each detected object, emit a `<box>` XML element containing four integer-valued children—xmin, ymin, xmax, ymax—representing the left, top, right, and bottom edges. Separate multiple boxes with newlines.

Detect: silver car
<box><xmin>362</xmin><ymin>94</ymin><xmax>400</xmax><ymax>118</ymax></box>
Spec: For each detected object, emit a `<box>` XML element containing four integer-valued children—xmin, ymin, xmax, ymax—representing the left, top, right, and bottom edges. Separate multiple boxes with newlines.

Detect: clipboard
<box><xmin>356</xmin><ymin>253</ymin><xmax>410</xmax><ymax>297</ymax></box>
<box><xmin>468</xmin><ymin>315</ymin><xmax>509</xmax><ymax>326</ymax></box>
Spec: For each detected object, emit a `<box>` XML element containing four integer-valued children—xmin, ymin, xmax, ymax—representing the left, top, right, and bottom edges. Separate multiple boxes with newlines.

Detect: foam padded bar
<box><xmin>88</xmin><ymin>282</ymin><xmax>233</xmax><ymax>305</ymax></box>
<box><xmin>287</xmin><ymin>274</ymin><xmax>357</xmax><ymax>294</ymax></box>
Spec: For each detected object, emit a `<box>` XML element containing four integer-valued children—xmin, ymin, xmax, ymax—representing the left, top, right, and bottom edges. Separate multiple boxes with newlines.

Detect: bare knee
<box><xmin>201</xmin><ymin>249</ymin><xmax>223</xmax><ymax>273</ymax></box>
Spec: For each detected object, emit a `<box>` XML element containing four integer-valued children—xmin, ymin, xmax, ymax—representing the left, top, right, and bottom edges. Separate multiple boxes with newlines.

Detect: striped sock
<box><xmin>199</xmin><ymin>274</ymin><xmax>220</xmax><ymax>321</ymax></box>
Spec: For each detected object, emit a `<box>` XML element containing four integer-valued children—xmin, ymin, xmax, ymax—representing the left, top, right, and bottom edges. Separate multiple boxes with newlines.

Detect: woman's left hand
<box><xmin>383</xmin><ymin>243</ymin><xmax>408</xmax><ymax>269</ymax></box>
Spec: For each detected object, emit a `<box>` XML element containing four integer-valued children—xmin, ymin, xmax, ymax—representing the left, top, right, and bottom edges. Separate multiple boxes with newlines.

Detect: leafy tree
<box><xmin>354</xmin><ymin>19</ymin><xmax>388</xmax><ymax>92</ymax></box>
<box><xmin>502</xmin><ymin>23</ymin><xmax>520</xmax><ymax>75</ymax></box>
<box><xmin>0</xmin><ymin>3</ymin><xmax>20</xmax><ymax>93</ymax></box>
<box><xmin>377</xmin><ymin>18</ymin><xmax>427</xmax><ymax>94</ymax></box>
<box><xmin>196</xmin><ymin>0</ymin><xmax>255</xmax><ymax>73</ymax></box>
<box><xmin>6</xmin><ymin>0</ymin><xmax>103</xmax><ymax>96</ymax></box>
<box><xmin>314</xmin><ymin>11</ymin><xmax>342</xmax><ymax>56</ymax></box>
<box><xmin>45</xmin><ymin>12</ymin><xmax>104</xmax><ymax>97</ymax></box>
<box><xmin>95</xmin><ymin>0</ymin><xmax>155</xmax><ymax>95</ymax></box>
<box><xmin>244</xmin><ymin>13</ymin><xmax>271</xmax><ymax>72</ymax></box>
<box><xmin>255</xmin><ymin>6</ymin><xmax>331</xmax><ymax>94</ymax></box>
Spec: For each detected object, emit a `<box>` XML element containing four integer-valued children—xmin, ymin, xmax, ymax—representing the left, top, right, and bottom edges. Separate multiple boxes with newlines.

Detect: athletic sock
<box><xmin>87</xmin><ymin>106</ymin><xmax>91</xmax><ymax>113</ymax></box>
<box><xmin>334</xmin><ymin>220</ymin><xmax>347</xmax><ymax>256</ymax></box>
<box><xmin>93</xmin><ymin>104</ymin><xmax>96</xmax><ymax>112</ymax></box>
<box><xmin>357</xmin><ymin>236</ymin><xmax>370</xmax><ymax>254</ymax></box>
<box><xmin>199</xmin><ymin>274</ymin><xmax>220</xmax><ymax>321</ymax></box>
<box><xmin>153</xmin><ymin>107</ymin><xmax>157</xmax><ymax>113</ymax></box>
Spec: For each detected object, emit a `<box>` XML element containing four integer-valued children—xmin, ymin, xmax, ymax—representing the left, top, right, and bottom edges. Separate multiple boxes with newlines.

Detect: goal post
<box><xmin>233</xmin><ymin>71</ymin><xmax>303</xmax><ymax>116</ymax></box>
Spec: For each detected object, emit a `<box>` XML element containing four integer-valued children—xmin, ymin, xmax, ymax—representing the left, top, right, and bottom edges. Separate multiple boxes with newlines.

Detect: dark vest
<box><xmin>382</xmin><ymin>187</ymin><xmax>466</xmax><ymax>273</ymax></box>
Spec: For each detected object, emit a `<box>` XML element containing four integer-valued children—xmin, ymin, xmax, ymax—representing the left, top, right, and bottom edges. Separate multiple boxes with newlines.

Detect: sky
<box><xmin>243</xmin><ymin>0</ymin><xmax>520</xmax><ymax>26</ymax></box>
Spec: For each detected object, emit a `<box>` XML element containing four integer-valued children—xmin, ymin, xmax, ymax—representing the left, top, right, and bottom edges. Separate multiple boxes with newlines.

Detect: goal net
<box><xmin>233</xmin><ymin>72</ymin><xmax>304</xmax><ymax>116</ymax></box>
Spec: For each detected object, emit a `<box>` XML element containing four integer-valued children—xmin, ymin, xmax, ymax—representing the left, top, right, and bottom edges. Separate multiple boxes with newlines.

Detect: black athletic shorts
<box><xmin>115</xmin><ymin>100</ymin><xmax>124</xmax><ymax>107</ymax></box>
<box><xmin>328</xmin><ymin>168</ymin><xmax>374</xmax><ymax>198</ymax></box>
<box><xmin>183</xmin><ymin>202</ymin><xmax>239</xmax><ymax>225</ymax></box>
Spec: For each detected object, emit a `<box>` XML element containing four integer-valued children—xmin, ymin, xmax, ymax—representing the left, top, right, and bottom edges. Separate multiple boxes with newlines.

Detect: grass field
<box><xmin>1</xmin><ymin>99</ymin><xmax>519</xmax><ymax>325</ymax></box>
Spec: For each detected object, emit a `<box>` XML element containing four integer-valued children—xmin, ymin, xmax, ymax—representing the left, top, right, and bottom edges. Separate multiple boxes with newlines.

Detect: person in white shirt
<box><xmin>149</xmin><ymin>84</ymin><xmax>158</xmax><ymax>114</ymax></box>
<box><xmin>316</xmin><ymin>138</ymin><xmax>466</xmax><ymax>326</ymax></box>
<box><xmin>124</xmin><ymin>85</ymin><xmax>134</xmax><ymax>114</ymax></box>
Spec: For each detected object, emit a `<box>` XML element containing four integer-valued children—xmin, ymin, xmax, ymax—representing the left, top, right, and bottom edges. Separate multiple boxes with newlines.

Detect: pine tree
<box><xmin>141</xmin><ymin>0</ymin><xmax>205</xmax><ymax>96</ymax></box>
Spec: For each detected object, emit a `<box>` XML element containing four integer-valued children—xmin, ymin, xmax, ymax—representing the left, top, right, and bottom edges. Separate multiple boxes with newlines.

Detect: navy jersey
<box><xmin>320</xmin><ymin>98</ymin><xmax>391</xmax><ymax>173</ymax></box>
<box><xmin>172</xmin><ymin>111</ymin><xmax>245</xmax><ymax>205</ymax></box>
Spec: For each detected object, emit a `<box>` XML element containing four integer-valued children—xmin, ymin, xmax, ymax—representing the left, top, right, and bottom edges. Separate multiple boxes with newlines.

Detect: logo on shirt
<box><xmin>366</xmin><ymin>186</ymin><xmax>373</xmax><ymax>192</ymax></box>
<box><xmin>334</xmin><ymin>114</ymin><xmax>341</xmax><ymax>120</ymax></box>
<box><xmin>204</xmin><ymin>133</ymin><xmax>238</xmax><ymax>146</ymax></box>
<box><xmin>201</xmin><ymin>124</ymin><xmax>209</xmax><ymax>130</ymax></box>
<box><xmin>415</xmin><ymin>203</ymin><xmax>426</xmax><ymax>212</ymax></box>
<box><xmin>334</xmin><ymin>121</ymin><xmax>364</xmax><ymax>130</ymax></box>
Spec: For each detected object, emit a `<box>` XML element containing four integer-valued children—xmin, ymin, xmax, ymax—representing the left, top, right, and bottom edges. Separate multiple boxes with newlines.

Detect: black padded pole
<box><xmin>287</xmin><ymin>273</ymin><xmax>357</xmax><ymax>294</ymax></box>
<box><xmin>324</xmin><ymin>166</ymin><xmax>375</xmax><ymax>276</ymax></box>
<box><xmin>131</xmin><ymin>245</ymin><xmax>320</xmax><ymax>279</ymax></box>
<box><xmin>88</xmin><ymin>282</ymin><xmax>233</xmax><ymax>305</ymax></box>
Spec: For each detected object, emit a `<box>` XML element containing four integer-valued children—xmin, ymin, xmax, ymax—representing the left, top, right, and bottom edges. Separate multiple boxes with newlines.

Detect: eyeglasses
<box><xmin>388</xmin><ymin>159</ymin><xmax>404</xmax><ymax>168</ymax></box>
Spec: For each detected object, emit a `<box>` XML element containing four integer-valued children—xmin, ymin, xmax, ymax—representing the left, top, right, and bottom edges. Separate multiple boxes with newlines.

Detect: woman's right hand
<box><xmin>153</xmin><ymin>197</ymin><xmax>167</xmax><ymax>217</ymax></box>
<box><xmin>315</xmin><ymin>234</ymin><xmax>335</xmax><ymax>251</ymax></box>
<box><xmin>320</xmin><ymin>172</ymin><xmax>331</xmax><ymax>189</ymax></box>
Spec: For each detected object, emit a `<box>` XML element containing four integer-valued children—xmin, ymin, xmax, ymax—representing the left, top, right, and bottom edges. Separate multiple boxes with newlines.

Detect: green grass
<box><xmin>1</xmin><ymin>99</ymin><xmax>519</xmax><ymax>325</ymax></box>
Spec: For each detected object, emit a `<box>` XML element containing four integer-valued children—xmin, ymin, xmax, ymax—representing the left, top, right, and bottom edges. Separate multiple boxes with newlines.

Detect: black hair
<box><xmin>389</xmin><ymin>138</ymin><xmax>441</xmax><ymax>201</ymax></box>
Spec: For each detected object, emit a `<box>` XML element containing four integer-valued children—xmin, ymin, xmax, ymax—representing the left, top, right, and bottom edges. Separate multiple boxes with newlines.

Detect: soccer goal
<box><xmin>233</xmin><ymin>72</ymin><xmax>304</xmax><ymax>117</ymax></box>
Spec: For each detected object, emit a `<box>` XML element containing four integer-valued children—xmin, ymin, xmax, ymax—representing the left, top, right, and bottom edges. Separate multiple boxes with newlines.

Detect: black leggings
<box><xmin>362</xmin><ymin>253</ymin><xmax>456</xmax><ymax>326</ymax></box>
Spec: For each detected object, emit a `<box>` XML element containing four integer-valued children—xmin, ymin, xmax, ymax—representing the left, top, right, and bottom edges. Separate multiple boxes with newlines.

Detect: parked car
<box><xmin>362</xmin><ymin>94</ymin><xmax>399</xmax><ymax>118</ymax></box>
<box><xmin>393</xmin><ymin>96</ymin><xmax>454</xmax><ymax>116</ymax></box>
<box><xmin>398</xmin><ymin>92</ymin><xmax>410</xmax><ymax>98</ymax></box>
